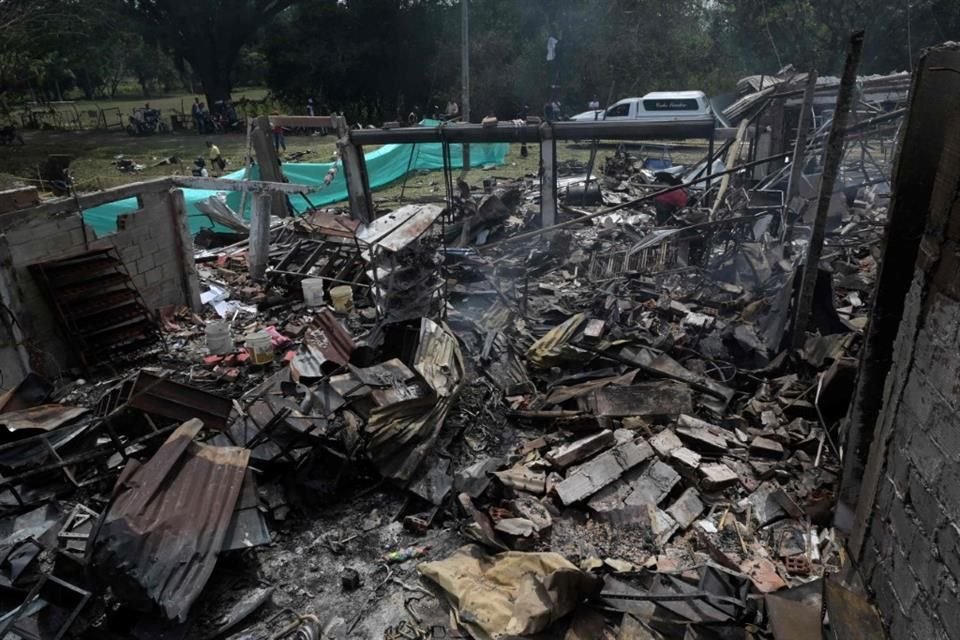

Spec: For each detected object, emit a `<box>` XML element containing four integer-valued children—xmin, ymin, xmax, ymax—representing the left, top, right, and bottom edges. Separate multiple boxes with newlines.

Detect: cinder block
<box><xmin>937</xmin><ymin>464</ymin><xmax>960</xmax><ymax>521</ymax></box>
<box><xmin>890</xmin><ymin>498</ymin><xmax>919</xmax><ymax>553</ymax></box>
<box><xmin>891</xmin><ymin>546</ymin><xmax>920</xmax><ymax>613</ymax></box>
<box><xmin>137</xmin><ymin>253</ymin><xmax>156</xmax><ymax>273</ymax></box>
<box><xmin>144</xmin><ymin>268</ymin><xmax>162</xmax><ymax>286</ymax></box>
<box><xmin>937</xmin><ymin>577</ymin><xmax>960</xmax><ymax>639</ymax></box>
<box><xmin>905</xmin><ymin>373</ymin><xmax>935</xmax><ymax>428</ymax></box>
<box><xmin>927</xmin><ymin>291</ymin><xmax>960</xmax><ymax>344</ymax></box>
<box><xmin>906</xmin><ymin>429</ymin><xmax>947</xmax><ymax>486</ymax></box>
<box><xmin>936</xmin><ymin>523</ymin><xmax>960</xmax><ymax>582</ymax></box>
<box><xmin>909</xmin><ymin>470</ymin><xmax>943</xmax><ymax>534</ymax></box>
<box><xmin>927</xmin><ymin>401</ymin><xmax>960</xmax><ymax>458</ymax></box>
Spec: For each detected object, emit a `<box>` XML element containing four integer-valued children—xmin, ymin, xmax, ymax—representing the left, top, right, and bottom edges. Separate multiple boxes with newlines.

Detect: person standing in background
<box><xmin>206</xmin><ymin>140</ymin><xmax>226</xmax><ymax>175</ymax></box>
<box><xmin>306</xmin><ymin>98</ymin><xmax>315</xmax><ymax>116</ymax></box>
<box><xmin>271</xmin><ymin>112</ymin><xmax>287</xmax><ymax>153</ymax></box>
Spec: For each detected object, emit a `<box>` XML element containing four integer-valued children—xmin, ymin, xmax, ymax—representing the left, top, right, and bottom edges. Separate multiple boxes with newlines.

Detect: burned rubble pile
<box><xmin>0</xmin><ymin>75</ymin><xmax>903</xmax><ymax>639</ymax></box>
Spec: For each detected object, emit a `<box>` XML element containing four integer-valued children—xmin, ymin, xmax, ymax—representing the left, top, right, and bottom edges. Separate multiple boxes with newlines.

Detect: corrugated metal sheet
<box><xmin>291</xmin><ymin>310</ymin><xmax>355</xmax><ymax>381</ymax></box>
<box><xmin>91</xmin><ymin>419</ymin><xmax>249</xmax><ymax>621</ymax></box>
<box><xmin>365</xmin><ymin>319</ymin><xmax>464</xmax><ymax>482</ymax></box>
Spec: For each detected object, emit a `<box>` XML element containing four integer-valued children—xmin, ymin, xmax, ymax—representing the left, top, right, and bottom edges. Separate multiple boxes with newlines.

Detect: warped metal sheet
<box><xmin>0</xmin><ymin>405</ymin><xmax>88</xmax><ymax>434</ymax></box>
<box><xmin>91</xmin><ymin>419</ymin><xmax>249</xmax><ymax>621</ymax></box>
<box><xmin>365</xmin><ymin>319</ymin><xmax>464</xmax><ymax>482</ymax></box>
<box><xmin>357</xmin><ymin>204</ymin><xmax>443</xmax><ymax>252</ymax></box>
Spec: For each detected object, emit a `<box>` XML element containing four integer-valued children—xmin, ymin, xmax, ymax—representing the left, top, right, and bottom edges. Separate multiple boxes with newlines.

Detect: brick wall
<box><xmin>853</xmin><ymin>109</ymin><xmax>960</xmax><ymax>638</ymax></box>
<box><xmin>0</xmin><ymin>186</ymin><xmax>198</xmax><ymax>384</ymax></box>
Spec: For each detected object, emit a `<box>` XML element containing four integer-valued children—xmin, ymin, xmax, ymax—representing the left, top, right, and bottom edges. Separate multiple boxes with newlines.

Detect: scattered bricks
<box><xmin>624</xmin><ymin>460</ymin><xmax>681</xmax><ymax>506</ymax></box>
<box><xmin>621</xmin><ymin>416</ymin><xmax>650</xmax><ymax>431</ymax></box>
<box><xmin>700</xmin><ymin>463</ymin><xmax>738</xmax><ymax>489</ymax></box>
<box><xmin>908</xmin><ymin>470</ymin><xmax>942</xmax><ymax>534</ymax></box>
<box><xmin>203</xmin><ymin>354</ymin><xmax>224</xmax><ymax>367</ymax></box>
<box><xmin>666</xmin><ymin>488</ymin><xmax>704</xmax><ymax>529</ymax></box>
<box><xmin>214</xmin><ymin>366</ymin><xmax>240</xmax><ymax>381</ymax></box>
<box><xmin>675</xmin><ymin>425</ymin><xmax>727</xmax><ymax>453</ymax></box>
<box><xmin>555</xmin><ymin>438</ymin><xmax>654</xmax><ymax>506</ymax></box>
<box><xmin>650</xmin><ymin>429</ymin><xmax>683</xmax><ymax>457</ymax></box>
<box><xmin>784</xmin><ymin>555</ymin><xmax>811</xmax><ymax>576</ymax></box>
<box><xmin>750</xmin><ymin>436</ymin><xmax>784</xmax><ymax>458</ymax></box>
<box><xmin>283</xmin><ymin>350</ymin><xmax>296</xmax><ymax>364</ymax></box>
<box><xmin>236</xmin><ymin>351</ymin><xmax>251</xmax><ymax>364</ymax></box>
<box><xmin>669</xmin><ymin>447</ymin><xmax>701</xmax><ymax>475</ymax></box>
<box><xmin>285</xmin><ymin>322</ymin><xmax>307</xmax><ymax>338</ymax></box>
<box><xmin>546</xmin><ymin>429</ymin><xmax>615</xmax><ymax>468</ymax></box>
<box><xmin>519</xmin><ymin>437</ymin><xmax>547</xmax><ymax>455</ymax></box>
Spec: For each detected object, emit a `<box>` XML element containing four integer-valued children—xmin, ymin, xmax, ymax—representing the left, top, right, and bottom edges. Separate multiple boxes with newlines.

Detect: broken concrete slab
<box><xmin>588</xmin><ymin>460</ymin><xmax>680</xmax><ymax>512</ymax></box>
<box><xmin>547</xmin><ymin>429</ymin><xmax>616</xmax><ymax>468</ymax></box>
<box><xmin>649</xmin><ymin>429</ymin><xmax>683</xmax><ymax>457</ymax></box>
<box><xmin>700</xmin><ymin>463</ymin><xmax>739</xmax><ymax>489</ymax></box>
<box><xmin>666</xmin><ymin>488</ymin><xmax>705</xmax><ymax>529</ymax></box>
<box><xmin>589</xmin><ymin>381</ymin><xmax>693</xmax><ymax>418</ymax></box>
<box><xmin>555</xmin><ymin>438</ymin><xmax>654</xmax><ymax>506</ymax></box>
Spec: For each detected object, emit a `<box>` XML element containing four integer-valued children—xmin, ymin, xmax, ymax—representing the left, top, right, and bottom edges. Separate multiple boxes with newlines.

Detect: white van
<box><xmin>570</xmin><ymin>91</ymin><xmax>712</xmax><ymax>123</ymax></box>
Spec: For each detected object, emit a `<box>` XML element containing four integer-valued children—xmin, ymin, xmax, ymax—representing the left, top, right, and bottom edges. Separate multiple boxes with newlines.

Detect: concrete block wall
<box><xmin>0</xmin><ymin>187</ymin><xmax>196</xmax><ymax>383</ymax></box>
<box><xmin>854</xmin><ymin>110</ymin><xmax>960</xmax><ymax>638</ymax></box>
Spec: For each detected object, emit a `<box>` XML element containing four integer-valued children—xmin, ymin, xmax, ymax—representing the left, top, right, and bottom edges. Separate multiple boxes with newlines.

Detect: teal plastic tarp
<box><xmin>83</xmin><ymin>123</ymin><xmax>509</xmax><ymax>236</ymax></box>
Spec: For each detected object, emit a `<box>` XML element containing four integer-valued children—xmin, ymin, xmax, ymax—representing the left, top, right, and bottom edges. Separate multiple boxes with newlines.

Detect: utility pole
<box><xmin>461</xmin><ymin>0</ymin><xmax>470</xmax><ymax>173</ymax></box>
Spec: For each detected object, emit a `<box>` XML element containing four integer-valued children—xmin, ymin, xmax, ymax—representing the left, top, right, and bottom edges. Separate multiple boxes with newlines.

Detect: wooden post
<box><xmin>251</xmin><ymin>115</ymin><xmax>287</xmax><ymax>217</ymax></box>
<box><xmin>791</xmin><ymin>32</ymin><xmax>864</xmax><ymax>349</ymax></box>
<box><xmin>249</xmin><ymin>193</ymin><xmax>271</xmax><ymax>281</ymax></box>
<box><xmin>785</xmin><ymin>72</ymin><xmax>819</xmax><ymax>207</ymax></box>
<box><xmin>337</xmin><ymin>116</ymin><xmax>373</xmax><ymax>223</ymax></box>
<box><xmin>540</xmin><ymin>124</ymin><xmax>557</xmax><ymax>228</ymax></box>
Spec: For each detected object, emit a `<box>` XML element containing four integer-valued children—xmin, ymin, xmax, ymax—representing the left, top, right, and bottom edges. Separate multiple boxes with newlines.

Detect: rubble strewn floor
<box><xmin>0</xmin><ymin>78</ymin><xmax>903</xmax><ymax>639</ymax></box>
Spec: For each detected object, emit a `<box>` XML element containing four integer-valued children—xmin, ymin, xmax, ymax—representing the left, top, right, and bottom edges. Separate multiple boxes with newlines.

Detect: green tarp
<box><xmin>82</xmin><ymin>122</ymin><xmax>509</xmax><ymax>236</ymax></box>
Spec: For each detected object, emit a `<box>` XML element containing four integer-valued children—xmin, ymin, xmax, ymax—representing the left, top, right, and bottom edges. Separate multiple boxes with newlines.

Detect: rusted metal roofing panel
<box><xmin>126</xmin><ymin>371</ymin><xmax>233</xmax><ymax>431</ymax></box>
<box><xmin>313</xmin><ymin>308</ymin><xmax>355</xmax><ymax>366</ymax></box>
<box><xmin>91</xmin><ymin>419</ymin><xmax>249</xmax><ymax>621</ymax></box>
<box><xmin>0</xmin><ymin>405</ymin><xmax>88</xmax><ymax>434</ymax></box>
<box><xmin>301</xmin><ymin>211</ymin><xmax>361</xmax><ymax>239</ymax></box>
<box><xmin>356</xmin><ymin>204</ymin><xmax>443</xmax><ymax>252</ymax></box>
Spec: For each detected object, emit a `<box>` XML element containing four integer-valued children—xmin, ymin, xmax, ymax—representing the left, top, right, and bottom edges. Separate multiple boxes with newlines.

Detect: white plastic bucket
<box><xmin>329</xmin><ymin>285</ymin><xmax>354</xmax><ymax>313</ymax></box>
<box><xmin>302</xmin><ymin>278</ymin><xmax>325</xmax><ymax>307</ymax></box>
<box><xmin>245</xmin><ymin>331</ymin><xmax>274</xmax><ymax>365</ymax></box>
<box><xmin>206</xmin><ymin>321</ymin><xmax>233</xmax><ymax>354</ymax></box>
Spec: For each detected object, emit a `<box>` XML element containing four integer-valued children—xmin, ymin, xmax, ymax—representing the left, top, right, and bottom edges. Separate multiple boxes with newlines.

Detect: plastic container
<box><xmin>206</xmin><ymin>321</ymin><xmax>233</xmax><ymax>355</ymax></box>
<box><xmin>329</xmin><ymin>285</ymin><xmax>354</xmax><ymax>313</ymax></box>
<box><xmin>245</xmin><ymin>331</ymin><xmax>274</xmax><ymax>365</ymax></box>
<box><xmin>302</xmin><ymin>278</ymin><xmax>325</xmax><ymax>307</ymax></box>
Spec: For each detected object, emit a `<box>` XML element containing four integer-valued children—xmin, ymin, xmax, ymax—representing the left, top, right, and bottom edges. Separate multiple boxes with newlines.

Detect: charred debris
<box><xmin>0</xmin><ymin>65</ymin><xmax>908</xmax><ymax>639</ymax></box>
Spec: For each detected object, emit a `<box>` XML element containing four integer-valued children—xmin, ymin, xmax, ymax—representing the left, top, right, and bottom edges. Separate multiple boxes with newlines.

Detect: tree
<box><xmin>122</xmin><ymin>0</ymin><xmax>300</xmax><ymax>107</ymax></box>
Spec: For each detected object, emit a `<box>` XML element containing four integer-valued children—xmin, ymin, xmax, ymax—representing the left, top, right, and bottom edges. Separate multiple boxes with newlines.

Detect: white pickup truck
<box><xmin>570</xmin><ymin>91</ymin><xmax>713</xmax><ymax>123</ymax></box>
